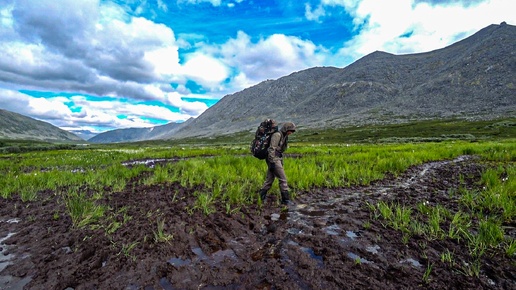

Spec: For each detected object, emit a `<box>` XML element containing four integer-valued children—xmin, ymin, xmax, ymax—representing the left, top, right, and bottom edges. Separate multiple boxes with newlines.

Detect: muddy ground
<box><xmin>0</xmin><ymin>155</ymin><xmax>514</xmax><ymax>289</ymax></box>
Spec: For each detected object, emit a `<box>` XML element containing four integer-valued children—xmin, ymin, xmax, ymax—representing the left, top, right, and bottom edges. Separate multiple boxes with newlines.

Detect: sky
<box><xmin>0</xmin><ymin>0</ymin><xmax>514</xmax><ymax>134</ymax></box>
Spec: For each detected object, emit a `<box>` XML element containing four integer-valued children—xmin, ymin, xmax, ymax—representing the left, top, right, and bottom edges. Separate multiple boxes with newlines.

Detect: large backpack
<box><xmin>250</xmin><ymin>119</ymin><xmax>276</xmax><ymax>159</ymax></box>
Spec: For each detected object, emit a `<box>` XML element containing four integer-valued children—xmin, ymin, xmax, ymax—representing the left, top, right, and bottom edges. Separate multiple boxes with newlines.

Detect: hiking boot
<box><xmin>259</xmin><ymin>189</ymin><xmax>267</xmax><ymax>201</ymax></box>
<box><xmin>280</xmin><ymin>191</ymin><xmax>291</xmax><ymax>205</ymax></box>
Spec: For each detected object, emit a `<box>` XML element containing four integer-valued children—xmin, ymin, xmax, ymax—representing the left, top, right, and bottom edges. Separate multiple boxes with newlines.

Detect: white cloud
<box><xmin>28</xmin><ymin>97</ymin><xmax>73</xmax><ymax>120</ymax></box>
<box><xmin>181</xmin><ymin>53</ymin><xmax>230</xmax><ymax>88</ymax></box>
<box><xmin>0</xmin><ymin>89</ymin><xmax>74</xmax><ymax>121</ymax></box>
<box><xmin>0</xmin><ymin>0</ymin><xmax>208</xmax><ymax>103</ymax></box>
<box><xmin>156</xmin><ymin>0</ymin><xmax>168</xmax><ymax>12</ymax></box>
<box><xmin>0</xmin><ymin>89</ymin><xmax>33</xmax><ymax>115</ymax></box>
<box><xmin>0</xmin><ymin>88</ymin><xmax>198</xmax><ymax>131</ymax></box>
<box><xmin>144</xmin><ymin>46</ymin><xmax>181</xmax><ymax>78</ymax></box>
<box><xmin>165</xmin><ymin>92</ymin><xmax>209</xmax><ymax>116</ymax></box>
<box><xmin>71</xmin><ymin>95</ymin><xmax>193</xmax><ymax>123</ymax></box>
<box><xmin>305</xmin><ymin>3</ymin><xmax>326</xmax><ymax>22</ymax></box>
<box><xmin>218</xmin><ymin>31</ymin><xmax>328</xmax><ymax>88</ymax></box>
<box><xmin>311</xmin><ymin>0</ymin><xmax>516</xmax><ymax>63</ymax></box>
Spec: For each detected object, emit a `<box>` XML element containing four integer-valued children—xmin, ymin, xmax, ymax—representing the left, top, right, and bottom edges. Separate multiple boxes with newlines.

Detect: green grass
<box><xmin>153</xmin><ymin>219</ymin><xmax>174</xmax><ymax>243</ymax></box>
<box><xmin>289</xmin><ymin>118</ymin><xmax>515</xmax><ymax>144</ymax></box>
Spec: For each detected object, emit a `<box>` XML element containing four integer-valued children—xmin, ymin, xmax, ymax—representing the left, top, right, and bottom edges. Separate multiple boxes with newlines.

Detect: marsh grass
<box><xmin>118</xmin><ymin>241</ymin><xmax>139</xmax><ymax>261</ymax></box>
<box><xmin>194</xmin><ymin>191</ymin><xmax>216</xmax><ymax>215</ymax></box>
<box><xmin>153</xmin><ymin>219</ymin><xmax>173</xmax><ymax>243</ymax></box>
<box><xmin>1</xmin><ymin>140</ymin><xmax>513</xmax><ymax>208</ymax></box>
<box><xmin>440</xmin><ymin>249</ymin><xmax>454</xmax><ymax>265</ymax></box>
<box><xmin>64</xmin><ymin>188</ymin><xmax>106</xmax><ymax>228</ymax></box>
<box><xmin>505</xmin><ymin>239</ymin><xmax>516</xmax><ymax>257</ymax></box>
<box><xmin>422</xmin><ymin>263</ymin><xmax>433</xmax><ymax>284</ymax></box>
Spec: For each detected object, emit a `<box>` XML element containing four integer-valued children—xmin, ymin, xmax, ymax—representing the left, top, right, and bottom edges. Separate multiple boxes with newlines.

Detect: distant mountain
<box><xmin>68</xmin><ymin>130</ymin><xmax>98</xmax><ymax>141</ymax></box>
<box><xmin>88</xmin><ymin>120</ymin><xmax>188</xmax><ymax>143</ymax></box>
<box><xmin>0</xmin><ymin>109</ymin><xmax>83</xmax><ymax>142</ymax></box>
<box><xmin>92</xmin><ymin>22</ymin><xmax>515</xmax><ymax>143</ymax></box>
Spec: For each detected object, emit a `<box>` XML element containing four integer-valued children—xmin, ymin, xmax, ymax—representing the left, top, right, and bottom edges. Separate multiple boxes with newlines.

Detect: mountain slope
<box><xmin>0</xmin><ymin>109</ymin><xmax>83</xmax><ymax>142</ymax></box>
<box><xmin>88</xmin><ymin>121</ymin><xmax>186</xmax><ymax>143</ymax></box>
<box><xmin>171</xmin><ymin>22</ymin><xmax>515</xmax><ymax>138</ymax></box>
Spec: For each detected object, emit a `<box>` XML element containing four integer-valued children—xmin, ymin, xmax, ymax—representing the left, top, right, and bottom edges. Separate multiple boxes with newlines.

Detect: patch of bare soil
<box><xmin>0</xmin><ymin>156</ymin><xmax>514</xmax><ymax>289</ymax></box>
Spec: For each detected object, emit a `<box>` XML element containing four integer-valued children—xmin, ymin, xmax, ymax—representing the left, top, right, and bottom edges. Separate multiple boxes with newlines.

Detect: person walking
<box><xmin>258</xmin><ymin>121</ymin><xmax>296</xmax><ymax>205</ymax></box>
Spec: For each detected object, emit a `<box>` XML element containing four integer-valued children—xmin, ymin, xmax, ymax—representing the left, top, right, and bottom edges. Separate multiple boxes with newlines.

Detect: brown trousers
<box><xmin>261</xmin><ymin>159</ymin><xmax>289</xmax><ymax>192</ymax></box>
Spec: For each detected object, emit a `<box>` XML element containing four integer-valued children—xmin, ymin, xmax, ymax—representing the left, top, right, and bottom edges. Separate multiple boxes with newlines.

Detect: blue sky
<box><xmin>0</xmin><ymin>0</ymin><xmax>514</xmax><ymax>133</ymax></box>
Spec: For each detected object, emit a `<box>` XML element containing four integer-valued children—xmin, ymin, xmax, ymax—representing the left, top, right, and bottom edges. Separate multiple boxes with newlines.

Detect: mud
<box><xmin>0</xmin><ymin>156</ymin><xmax>514</xmax><ymax>289</ymax></box>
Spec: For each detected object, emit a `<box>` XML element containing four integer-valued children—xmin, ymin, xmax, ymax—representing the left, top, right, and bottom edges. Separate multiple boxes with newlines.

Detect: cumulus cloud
<box><xmin>0</xmin><ymin>0</ymin><xmax>225</xmax><ymax>102</ymax></box>
<box><xmin>0</xmin><ymin>88</ymin><xmax>195</xmax><ymax>131</ymax></box>
<box><xmin>310</xmin><ymin>0</ymin><xmax>515</xmax><ymax>63</ymax></box>
<box><xmin>218</xmin><ymin>31</ymin><xmax>328</xmax><ymax>89</ymax></box>
<box><xmin>305</xmin><ymin>3</ymin><xmax>326</xmax><ymax>22</ymax></box>
<box><xmin>181</xmin><ymin>53</ymin><xmax>230</xmax><ymax>88</ymax></box>
<box><xmin>165</xmin><ymin>93</ymin><xmax>209</xmax><ymax>116</ymax></box>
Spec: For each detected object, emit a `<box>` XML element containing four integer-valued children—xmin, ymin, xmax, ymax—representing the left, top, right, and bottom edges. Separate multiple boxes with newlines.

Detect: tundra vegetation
<box><xmin>0</xmin><ymin>118</ymin><xmax>514</xmax><ymax>288</ymax></box>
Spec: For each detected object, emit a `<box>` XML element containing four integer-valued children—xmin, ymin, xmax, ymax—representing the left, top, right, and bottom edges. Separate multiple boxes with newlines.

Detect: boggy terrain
<box><xmin>0</xmin><ymin>156</ymin><xmax>514</xmax><ymax>289</ymax></box>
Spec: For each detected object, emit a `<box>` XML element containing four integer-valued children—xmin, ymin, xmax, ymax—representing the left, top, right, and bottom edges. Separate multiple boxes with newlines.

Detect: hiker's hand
<box><xmin>268</xmin><ymin>163</ymin><xmax>276</xmax><ymax>172</ymax></box>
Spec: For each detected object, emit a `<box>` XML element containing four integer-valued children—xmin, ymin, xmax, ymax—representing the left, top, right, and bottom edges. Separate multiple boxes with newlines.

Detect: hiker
<box><xmin>258</xmin><ymin>121</ymin><xmax>296</xmax><ymax>205</ymax></box>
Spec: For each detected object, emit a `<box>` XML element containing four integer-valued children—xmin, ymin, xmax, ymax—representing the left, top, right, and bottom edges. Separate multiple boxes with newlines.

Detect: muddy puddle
<box><xmin>0</xmin><ymin>219</ymin><xmax>32</xmax><ymax>290</ymax></box>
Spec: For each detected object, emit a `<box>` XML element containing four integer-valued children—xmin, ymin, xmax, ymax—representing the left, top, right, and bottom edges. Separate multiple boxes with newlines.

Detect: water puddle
<box><xmin>400</xmin><ymin>258</ymin><xmax>422</xmax><ymax>268</ymax></box>
<box><xmin>346</xmin><ymin>231</ymin><xmax>358</xmax><ymax>239</ymax></box>
<box><xmin>211</xmin><ymin>249</ymin><xmax>237</xmax><ymax>263</ymax></box>
<box><xmin>1</xmin><ymin>232</ymin><xmax>32</xmax><ymax>290</ymax></box>
<box><xmin>287</xmin><ymin>228</ymin><xmax>303</xmax><ymax>235</ymax></box>
<box><xmin>270</xmin><ymin>213</ymin><xmax>280</xmax><ymax>221</ymax></box>
<box><xmin>324</xmin><ymin>225</ymin><xmax>340</xmax><ymax>236</ymax></box>
<box><xmin>159</xmin><ymin>277</ymin><xmax>175</xmax><ymax>290</ymax></box>
<box><xmin>347</xmin><ymin>252</ymin><xmax>372</xmax><ymax>264</ymax></box>
<box><xmin>287</xmin><ymin>240</ymin><xmax>299</xmax><ymax>246</ymax></box>
<box><xmin>122</xmin><ymin>158</ymin><xmax>182</xmax><ymax>168</ymax></box>
<box><xmin>0</xmin><ymin>232</ymin><xmax>16</xmax><ymax>244</ymax></box>
<box><xmin>167</xmin><ymin>257</ymin><xmax>191</xmax><ymax>267</ymax></box>
<box><xmin>365</xmin><ymin>245</ymin><xmax>380</xmax><ymax>254</ymax></box>
<box><xmin>191</xmin><ymin>247</ymin><xmax>207</xmax><ymax>259</ymax></box>
<box><xmin>1</xmin><ymin>233</ymin><xmax>16</xmax><ymax>272</ymax></box>
<box><xmin>0</xmin><ymin>275</ymin><xmax>32</xmax><ymax>290</ymax></box>
<box><xmin>301</xmin><ymin>247</ymin><xmax>324</xmax><ymax>267</ymax></box>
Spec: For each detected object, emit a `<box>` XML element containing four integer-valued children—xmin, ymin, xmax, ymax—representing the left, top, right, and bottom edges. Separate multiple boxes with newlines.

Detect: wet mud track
<box><xmin>0</xmin><ymin>156</ymin><xmax>514</xmax><ymax>289</ymax></box>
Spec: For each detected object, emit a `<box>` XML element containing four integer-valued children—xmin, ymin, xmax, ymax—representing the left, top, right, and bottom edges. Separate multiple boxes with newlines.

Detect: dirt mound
<box><xmin>0</xmin><ymin>156</ymin><xmax>514</xmax><ymax>289</ymax></box>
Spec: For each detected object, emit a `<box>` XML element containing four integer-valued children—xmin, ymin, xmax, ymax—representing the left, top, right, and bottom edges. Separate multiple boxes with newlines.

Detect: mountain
<box><xmin>93</xmin><ymin>22</ymin><xmax>515</xmax><ymax>143</ymax></box>
<box><xmin>0</xmin><ymin>109</ymin><xmax>83</xmax><ymax>142</ymax></box>
<box><xmin>69</xmin><ymin>130</ymin><xmax>98</xmax><ymax>141</ymax></box>
<box><xmin>88</xmin><ymin>120</ymin><xmax>187</xmax><ymax>143</ymax></box>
